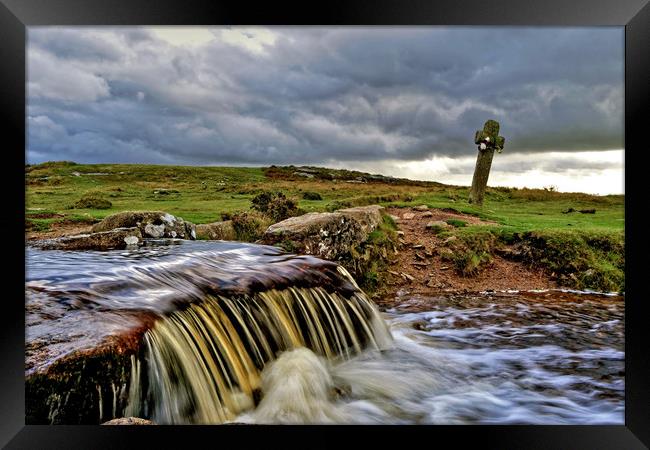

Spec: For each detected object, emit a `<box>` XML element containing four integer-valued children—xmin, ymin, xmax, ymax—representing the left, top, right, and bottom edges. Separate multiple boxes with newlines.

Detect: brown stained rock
<box><xmin>92</xmin><ymin>211</ymin><xmax>196</xmax><ymax>240</ymax></box>
<box><xmin>402</xmin><ymin>212</ymin><xmax>416</xmax><ymax>220</ymax></box>
<box><xmin>196</xmin><ymin>220</ymin><xmax>236</xmax><ymax>240</ymax></box>
<box><xmin>33</xmin><ymin>227</ymin><xmax>143</xmax><ymax>251</ymax></box>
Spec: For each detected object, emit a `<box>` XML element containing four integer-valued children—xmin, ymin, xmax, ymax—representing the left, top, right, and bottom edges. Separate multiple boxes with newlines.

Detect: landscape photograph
<box><xmin>25</xmin><ymin>26</ymin><xmax>624</xmax><ymax>425</ymax></box>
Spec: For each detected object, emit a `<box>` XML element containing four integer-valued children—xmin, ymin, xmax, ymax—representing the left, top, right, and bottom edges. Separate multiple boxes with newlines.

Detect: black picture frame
<box><xmin>2</xmin><ymin>0</ymin><xmax>648</xmax><ymax>448</ymax></box>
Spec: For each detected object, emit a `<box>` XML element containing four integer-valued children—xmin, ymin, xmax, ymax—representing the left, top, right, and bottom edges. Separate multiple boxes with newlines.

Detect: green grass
<box><xmin>26</xmin><ymin>162</ymin><xmax>624</xmax><ymax>292</ymax></box>
<box><xmin>27</xmin><ymin>162</ymin><xmax>623</xmax><ymax>232</ymax></box>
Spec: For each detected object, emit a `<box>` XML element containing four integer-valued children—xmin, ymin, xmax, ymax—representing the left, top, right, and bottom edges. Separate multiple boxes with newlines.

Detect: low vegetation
<box><xmin>251</xmin><ymin>191</ymin><xmax>301</xmax><ymax>222</ymax></box>
<box><xmin>346</xmin><ymin>213</ymin><xmax>398</xmax><ymax>293</ymax></box>
<box><xmin>26</xmin><ymin>162</ymin><xmax>625</xmax><ymax>292</ymax></box>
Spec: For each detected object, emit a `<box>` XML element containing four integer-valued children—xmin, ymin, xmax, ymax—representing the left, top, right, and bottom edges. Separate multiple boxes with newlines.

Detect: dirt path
<box><xmin>376</xmin><ymin>206</ymin><xmax>558</xmax><ymax>307</ymax></box>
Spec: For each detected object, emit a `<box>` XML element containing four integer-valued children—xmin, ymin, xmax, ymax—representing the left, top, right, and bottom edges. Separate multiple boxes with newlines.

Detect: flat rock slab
<box><xmin>32</xmin><ymin>227</ymin><xmax>143</xmax><ymax>251</ymax></box>
<box><xmin>92</xmin><ymin>211</ymin><xmax>196</xmax><ymax>240</ymax></box>
<box><xmin>196</xmin><ymin>220</ymin><xmax>236</xmax><ymax>240</ymax></box>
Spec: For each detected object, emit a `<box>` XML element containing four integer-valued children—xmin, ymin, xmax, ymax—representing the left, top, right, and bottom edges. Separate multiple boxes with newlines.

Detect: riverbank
<box><xmin>26</xmin><ymin>161</ymin><xmax>624</xmax><ymax>295</ymax></box>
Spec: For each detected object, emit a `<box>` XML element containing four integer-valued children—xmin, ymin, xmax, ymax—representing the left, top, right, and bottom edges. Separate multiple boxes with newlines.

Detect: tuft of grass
<box><xmin>445</xmin><ymin>218</ymin><xmax>467</xmax><ymax>228</ymax></box>
<box><xmin>440</xmin><ymin>230</ymin><xmax>496</xmax><ymax>277</ymax></box>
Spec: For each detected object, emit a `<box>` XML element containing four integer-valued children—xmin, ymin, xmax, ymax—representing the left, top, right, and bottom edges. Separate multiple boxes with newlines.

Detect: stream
<box><xmin>26</xmin><ymin>240</ymin><xmax>624</xmax><ymax>425</ymax></box>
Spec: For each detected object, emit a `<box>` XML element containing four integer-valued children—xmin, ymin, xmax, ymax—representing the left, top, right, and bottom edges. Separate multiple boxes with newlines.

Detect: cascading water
<box><xmin>26</xmin><ymin>240</ymin><xmax>624</xmax><ymax>425</ymax></box>
<box><xmin>127</xmin><ymin>285</ymin><xmax>392</xmax><ymax>424</ymax></box>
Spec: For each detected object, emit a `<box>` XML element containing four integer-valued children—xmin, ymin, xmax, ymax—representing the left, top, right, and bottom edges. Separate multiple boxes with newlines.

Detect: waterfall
<box><xmin>126</xmin><ymin>268</ymin><xmax>392</xmax><ymax>424</ymax></box>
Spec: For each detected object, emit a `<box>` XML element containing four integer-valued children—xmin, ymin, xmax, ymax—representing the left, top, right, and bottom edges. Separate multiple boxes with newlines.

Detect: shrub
<box><xmin>302</xmin><ymin>191</ymin><xmax>323</xmax><ymax>201</ymax></box>
<box><xmin>230</xmin><ymin>211</ymin><xmax>272</xmax><ymax>242</ymax></box>
<box><xmin>72</xmin><ymin>195</ymin><xmax>112</xmax><ymax>210</ymax></box>
<box><xmin>251</xmin><ymin>191</ymin><xmax>300</xmax><ymax>222</ymax></box>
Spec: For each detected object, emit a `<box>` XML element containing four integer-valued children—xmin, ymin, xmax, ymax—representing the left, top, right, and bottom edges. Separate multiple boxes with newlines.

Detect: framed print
<box><xmin>1</xmin><ymin>0</ymin><xmax>649</xmax><ymax>448</ymax></box>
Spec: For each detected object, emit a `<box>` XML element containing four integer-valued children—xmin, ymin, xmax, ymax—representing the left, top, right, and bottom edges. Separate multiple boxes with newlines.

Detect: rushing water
<box><xmin>26</xmin><ymin>240</ymin><xmax>624</xmax><ymax>425</ymax></box>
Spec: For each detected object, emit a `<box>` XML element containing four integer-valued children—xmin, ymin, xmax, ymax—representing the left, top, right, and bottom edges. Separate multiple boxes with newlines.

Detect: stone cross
<box><xmin>468</xmin><ymin>119</ymin><xmax>505</xmax><ymax>205</ymax></box>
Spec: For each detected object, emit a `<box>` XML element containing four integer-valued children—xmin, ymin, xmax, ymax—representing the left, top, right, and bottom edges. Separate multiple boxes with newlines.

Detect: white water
<box><xmin>235</xmin><ymin>294</ymin><xmax>624</xmax><ymax>425</ymax></box>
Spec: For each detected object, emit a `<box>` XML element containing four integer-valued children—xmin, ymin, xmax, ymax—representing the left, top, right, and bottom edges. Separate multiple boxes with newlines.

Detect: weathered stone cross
<box><xmin>468</xmin><ymin>119</ymin><xmax>505</xmax><ymax>206</ymax></box>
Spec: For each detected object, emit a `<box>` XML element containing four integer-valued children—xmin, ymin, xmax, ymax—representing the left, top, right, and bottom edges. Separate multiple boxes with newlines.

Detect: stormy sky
<box><xmin>27</xmin><ymin>26</ymin><xmax>624</xmax><ymax>194</ymax></box>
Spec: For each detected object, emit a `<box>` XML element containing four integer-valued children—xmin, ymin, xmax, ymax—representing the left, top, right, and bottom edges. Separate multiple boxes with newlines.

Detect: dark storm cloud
<box><xmin>27</xmin><ymin>26</ymin><xmax>623</xmax><ymax>165</ymax></box>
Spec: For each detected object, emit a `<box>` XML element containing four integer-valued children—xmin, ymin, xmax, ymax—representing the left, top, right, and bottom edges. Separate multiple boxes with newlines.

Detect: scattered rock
<box><xmin>414</xmin><ymin>205</ymin><xmax>429</xmax><ymax>211</ymax></box>
<box><xmin>294</xmin><ymin>171</ymin><xmax>315</xmax><ymax>178</ymax></box>
<box><xmin>396</xmin><ymin>231</ymin><xmax>405</xmax><ymax>237</ymax></box>
<box><xmin>402</xmin><ymin>212</ymin><xmax>416</xmax><ymax>220</ymax></box>
<box><xmin>33</xmin><ymin>227</ymin><xmax>143</xmax><ymax>251</ymax></box>
<box><xmin>411</xmin><ymin>244</ymin><xmax>425</xmax><ymax>249</ymax></box>
<box><xmin>92</xmin><ymin>211</ymin><xmax>196</xmax><ymax>240</ymax></box>
<box><xmin>426</xmin><ymin>220</ymin><xmax>449</xmax><ymax>230</ymax></box>
<box><xmin>422</xmin><ymin>211</ymin><xmax>433</xmax><ymax>218</ymax></box>
<box><xmin>389</xmin><ymin>214</ymin><xmax>400</xmax><ymax>222</ymax></box>
<box><xmin>443</xmin><ymin>236</ymin><xmax>457</xmax><ymax>244</ymax></box>
<box><xmin>196</xmin><ymin>220</ymin><xmax>236</xmax><ymax>240</ymax></box>
<box><xmin>401</xmin><ymin>272</ymin><xmax>415</xmax><ymax>282</ymax></box>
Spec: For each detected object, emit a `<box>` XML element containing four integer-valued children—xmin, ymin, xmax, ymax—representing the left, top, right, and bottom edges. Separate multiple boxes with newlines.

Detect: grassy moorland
<box><xmin>26</xmin><ymin>161</ymin><xmax>625</xmax><ymax>292</ymax></box>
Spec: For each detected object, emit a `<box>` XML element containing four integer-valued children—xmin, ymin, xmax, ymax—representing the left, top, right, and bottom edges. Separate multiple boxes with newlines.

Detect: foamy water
<box><xmin>26</xmin><ymin>241</ymin><xmax>624</xmax><ymax>424</ymax></box>
<box><xmin>237</xmin><ymin>293</ymin><xmax>624</xmax><ymax>425</ymax></box>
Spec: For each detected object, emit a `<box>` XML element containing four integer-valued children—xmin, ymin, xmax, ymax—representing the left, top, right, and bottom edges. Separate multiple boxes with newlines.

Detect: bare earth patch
<box><xmin>376</xmin><ymin>206</ymin><xmax>558</xmax><ymax>308</ymax></box>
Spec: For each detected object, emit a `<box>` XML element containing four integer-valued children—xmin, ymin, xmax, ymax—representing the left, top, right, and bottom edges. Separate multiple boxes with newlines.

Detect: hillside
<box><xmin>26</xmin><ymin>161</ymin><xmax>625</xmax><ymax>292</ymax></box>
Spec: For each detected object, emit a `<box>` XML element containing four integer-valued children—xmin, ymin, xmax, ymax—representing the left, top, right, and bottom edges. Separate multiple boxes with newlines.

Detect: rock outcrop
<box><xmin>32</xmin><ymin>227</ymin><xmax>143</xmax><ymax>251</ymax></box>
<box><xmin>261</xmin><ymin>205</ymin><xmax>397</xmax><ymax>291</ymax></box>
<box><xmin>262</xmin><ymin>205</ymin><xmax>384</xmax><ymax>261</ymax></box>
<box><xmin>196</xmin><ymin>220</ymin><xmax>236</xmax><ymax>240</ymax></box>
<box><xmin>92</xmin><ymin>211</ymin><xmax>196</xmax><ymax>240</ymax></box>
